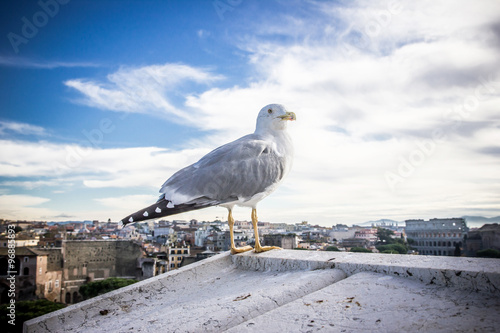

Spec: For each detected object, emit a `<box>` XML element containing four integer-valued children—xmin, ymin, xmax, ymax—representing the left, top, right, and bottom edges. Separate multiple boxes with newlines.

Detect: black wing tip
<box><xmin>120</xmin><ymin>198</ymin><xmax>220</xmax><ymax>226</ymax></box>
<box><xmin>120</xmin><ymin>198</ymin><xmax>195</xmax><ymax>226</ymax></box>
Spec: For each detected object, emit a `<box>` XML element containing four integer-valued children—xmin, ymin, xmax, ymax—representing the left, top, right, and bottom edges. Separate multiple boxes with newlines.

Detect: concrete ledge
<box><xmin>234</xmin><ymin>250</ymin><xmax>500</xmax><ymax>293</ymax></box>
<box><xmin>24</xmin><ymin>252</ymin><xmax>345</xmax><ymax>332</ymax></box>
<box><xmin>227</xmin><ymin>271</ymin><xmax>500</xmax><ymax>333</ymax></box>
<box><xmin>24</xmin><ymin>250</ymin><xmax>500</xmax><ymax>332</ymax></box>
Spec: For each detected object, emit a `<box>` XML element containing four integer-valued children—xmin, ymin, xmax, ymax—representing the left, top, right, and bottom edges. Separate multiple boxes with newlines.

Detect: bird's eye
<box><xmin>268</xmin><ymin>109</ymin><xmax>273</xmax><ymax>114</ymax></box>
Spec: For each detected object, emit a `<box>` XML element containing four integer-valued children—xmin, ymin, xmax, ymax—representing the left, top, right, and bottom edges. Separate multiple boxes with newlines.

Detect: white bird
<box><xmin>121</xmin><ymin>104</ymin><xmax>296</xmax><ymax>253</ymax></box>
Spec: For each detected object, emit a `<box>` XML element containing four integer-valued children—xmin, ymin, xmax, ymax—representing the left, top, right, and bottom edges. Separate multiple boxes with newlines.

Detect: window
<box><xmin>24</xmin><ymin>257</ymin><xmax>29</xmax><ymax>263</ymax></box>
<box><xmin>39</xmin><ymin>267</ymin><xmax>42</xmax><ymax>275</ymax></box>
<box><xmin>55</xmin><ymin>280</ymin><xmax>59</xmax><ymax>288</ymax></box>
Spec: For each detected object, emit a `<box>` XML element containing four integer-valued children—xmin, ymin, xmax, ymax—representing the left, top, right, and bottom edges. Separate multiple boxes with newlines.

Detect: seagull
<box><xmin>120</xmin><ymin>104</ymin><xmax>296</xmax><ymax>253</ymax></box>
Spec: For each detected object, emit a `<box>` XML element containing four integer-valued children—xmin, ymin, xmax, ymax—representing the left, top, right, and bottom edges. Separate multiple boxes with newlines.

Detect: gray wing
<box><xmin>159</xmin><ymin>134</ymin><xmax>288</xmax><ymax>205</ymax></box>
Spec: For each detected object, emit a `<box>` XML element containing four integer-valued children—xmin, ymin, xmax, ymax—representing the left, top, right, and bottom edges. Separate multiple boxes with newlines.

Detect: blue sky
<box><xmin>1</xmin><ymin>0</ymin><xmax>499</xmax><ymax>226</ymax></box>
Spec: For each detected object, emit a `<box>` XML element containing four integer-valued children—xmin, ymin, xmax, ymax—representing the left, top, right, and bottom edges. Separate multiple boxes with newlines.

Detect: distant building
<box><xmin>0</xmin><ymin>235</ymin><xmax>39</xmax><ymax>247</ymax></box>
<box><xmin>167</xmin><ymin>244</ymin><xmax>190</xmax><ymax>271</ymax></box>
<box><xmin>330</xmin><ymin>226</ymin><xmax>358</xmax><ymax>243</ymax></box>
<box><xmin>154</xmin><ymin>221</ymin><xmax>174</xmax><ymax>238</ymax></box>
<box><xmin>405</xmin><ymin>218</ymin><xmax>468</xmax><ymax>256</ymax></box>
<box><xmin>0</xmin><ymin>247</ymin><xmax>62</xmax><ymax>303</ymax></box>
<box><xmin>354</xmin><ymin>228</ymin><xmax>378</xmax><ymax>244</ymax></box>
<box><xmin>234</xmin><ymin>220</ymin><xmax>252</xmax><ymax>229</ymax></box>
<box><xmin>220</xmin><ymin>230</ymin><xmax>248</xmax><ymax>251</ymax></box>
<box><xmin>263</xmin><ymin>234</ymin><xmax>298</xmax><ymax>249</ymax></box>
<box><xmin>195</xmin><ymin>227</ymin><xmax>211</xmax><ymax>247</ymax></box>
<box><xmin>341</xmin><ymin>238</ymin><xmax>370</xmax><ymax>249</ymax></box>
<box><xmin>464</xmin><ymin>223</ymin><xmax>500</xmax><ymax>256</ymax></box>
<box><xmin>62</xmin><ymin>240</ymin><xmax>142</xmax><ymax>304</ymax></box>
<box><xmin>195</xmin><ymin>249</ymin><xmax>217</xmax><ymax>261</ymax></box>
<box><xmin>139</xmin><ymin>257</ymin><xmax>168</xmax><ymax>279</ymax></box>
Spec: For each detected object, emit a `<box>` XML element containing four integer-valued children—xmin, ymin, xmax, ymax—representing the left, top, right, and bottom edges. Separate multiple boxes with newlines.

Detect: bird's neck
<box><xmin>254</xmin><ymin>128</ymin><xmax>293</xmax><ymax>155</ymax></box>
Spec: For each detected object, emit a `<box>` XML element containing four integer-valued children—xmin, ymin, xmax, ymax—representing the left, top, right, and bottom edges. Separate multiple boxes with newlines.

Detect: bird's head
<box><xmin>256</xmin><ymin>104</ymin><xmax>296</xmax><ymax>133</ymax></box>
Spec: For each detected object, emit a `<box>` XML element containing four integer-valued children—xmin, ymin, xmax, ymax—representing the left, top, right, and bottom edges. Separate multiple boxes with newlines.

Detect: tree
<box><xmin>0</xmin><ymin>299</ymin><xmax>66</xmax><ymax>333</ymax></box>
<box><xmin>377</xmin><ymin>243</ymin><xmax>407</xmax><ymax>254</ymax></box>
<box><xmin>350</xmin><ymin>247</ymin><xmax>372</xmax><ymax>253</ymax></box>
<box><xmin>325</xmin><ymin>246</ymin><xmax>340</xmax><ymax>252</ymax></box>
<box><xmin>376</xmin><ymin>228</ymin><xmax>395</xmax><ymax>245</ymax></box>
<box><xmin>476</xmin><ymin>249</ymin><xmax>500</xmax><ymax>258</ymax></box>
<box><xmin>79</xmin><ymin>278</ymin><xmax>138</xmax><ymax>300</ymax></box>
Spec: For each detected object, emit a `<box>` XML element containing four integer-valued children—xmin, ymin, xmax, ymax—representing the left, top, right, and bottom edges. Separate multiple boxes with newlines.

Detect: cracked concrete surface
<box><xmin>227</xmin><ymin>271</ymin><xmax>500</xmax><ymax>333</ymax></box>
<box><xmin>24</xmin><ymin>250</ymin><xmax>500</xmax><ymax>332</ymax></box>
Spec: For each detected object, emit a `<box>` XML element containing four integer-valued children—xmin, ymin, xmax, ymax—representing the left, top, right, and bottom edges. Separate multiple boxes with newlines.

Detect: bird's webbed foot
<box><xmin>253</xmin><ymin>244</ymin><xmax>282</xmax><ymax>253</ymax></box>
<box><xmin>230</xmin><ymin>245</ymin><xmax>254</xmax><ymax>254</ymax></box>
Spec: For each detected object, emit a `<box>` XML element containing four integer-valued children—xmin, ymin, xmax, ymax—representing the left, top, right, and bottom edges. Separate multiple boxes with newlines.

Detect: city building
<box><xmin>354</xmin><ymin>228</ymin><xmax>378</xmax><ymax>244</ymax></box>
<box><xmin>341</xmin><ymin>238</ymin><xmax>370</xmax><ymax>250</ymax></box>
<box><xmin>329</xmin><ymin>226</ymin><xmax>358</xmax><ymax>243</ymax></box>
<box><xmin>61</xmin><ymin>240</ymin><xmax>142</xmax><ymax>304</ymax></box>
<box><xmin>464</xmin><ymin>223</ymin><xmax>500</xmax><ymax>256</ymax></box>
<box><xmin>0</xmin><ymin>234</ymin><xmax>39</xmax><ymax>247</ymax></box>
<box><xmin>167</xmin><ymin>244</ymin><xmax>190</xmax><ymax>270</ymax></box>
<box><xmin>0</xmin><ymin>247</ymin><xmax>62</xmax><ymax>303</ymax></box>
<box><xmin>405</xmin><ymin>218</ymin><xmax>468</xmax><ymax>256</ymax></box>
<box><xmin>263</xmin><ymin>234</ymin><xmax>298</xmax><ymax>249</ymax></box>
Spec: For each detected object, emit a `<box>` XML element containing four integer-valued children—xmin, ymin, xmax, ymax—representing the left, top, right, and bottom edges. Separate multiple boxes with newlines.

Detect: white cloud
<box><xmin>0</xmin><ymin>194</ymin><xmax>55</xmax><ymax>221</ymax></box>
<box><xmin>0</xmin><ymin>121</ymin><xmax>47</xmax><ymax>136</ymax></box>
<box><xmin>0</xmin><ymin>138</ymin><xmax>209</xmax><ymax>187</ymax></box>
<box><xmin>94</xmin><ymin>194</ymin><xmax>159</xmax><ymax>219</ymax></box>
<box><xmin>0</xmin><ymin>180</ymin><xmax>62</xmax><ymax>190</ymax></box>
<box><xmin>64</xmin><ymin>63</ymin><xmax>224</xmax><ymax>122</ymax></box>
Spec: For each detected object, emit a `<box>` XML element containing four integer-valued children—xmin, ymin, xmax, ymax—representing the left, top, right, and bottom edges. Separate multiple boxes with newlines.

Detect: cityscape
<box><xmin>1</xmin><ymin>216</ymin><xmax>498</xmax><ymax>307</ymax></box>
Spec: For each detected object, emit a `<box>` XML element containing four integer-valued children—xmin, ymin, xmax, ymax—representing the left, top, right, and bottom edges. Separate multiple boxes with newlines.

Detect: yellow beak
<box><xmin>277</xmin><ymin>111</ymin><xmax>296</xmax><ymax>121</ymax></box>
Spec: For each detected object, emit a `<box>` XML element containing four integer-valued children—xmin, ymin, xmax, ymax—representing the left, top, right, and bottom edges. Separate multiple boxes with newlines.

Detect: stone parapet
<box><xmin>24</xmin><ymin>250</ymin><xmax>500</xmax><ymax>332</ymax></box>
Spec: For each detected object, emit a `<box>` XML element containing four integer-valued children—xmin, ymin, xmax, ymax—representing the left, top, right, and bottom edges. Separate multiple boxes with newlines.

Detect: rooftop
<box><xmin>25</xmin><ymin>250</ymin><xmax>500</xmax><ymax>332</ymax></box>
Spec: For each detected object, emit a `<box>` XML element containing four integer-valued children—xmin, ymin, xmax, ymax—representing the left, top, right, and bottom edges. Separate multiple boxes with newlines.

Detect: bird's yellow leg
<box><xmin>228</xmin><ymin>209</ymin><xmax>253</xmax><ymax>254</ymax></box>
<box><xmin>251</xmin><ymin>208</ymin><xmax>281</xmax><ymax>253</ymax></box>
